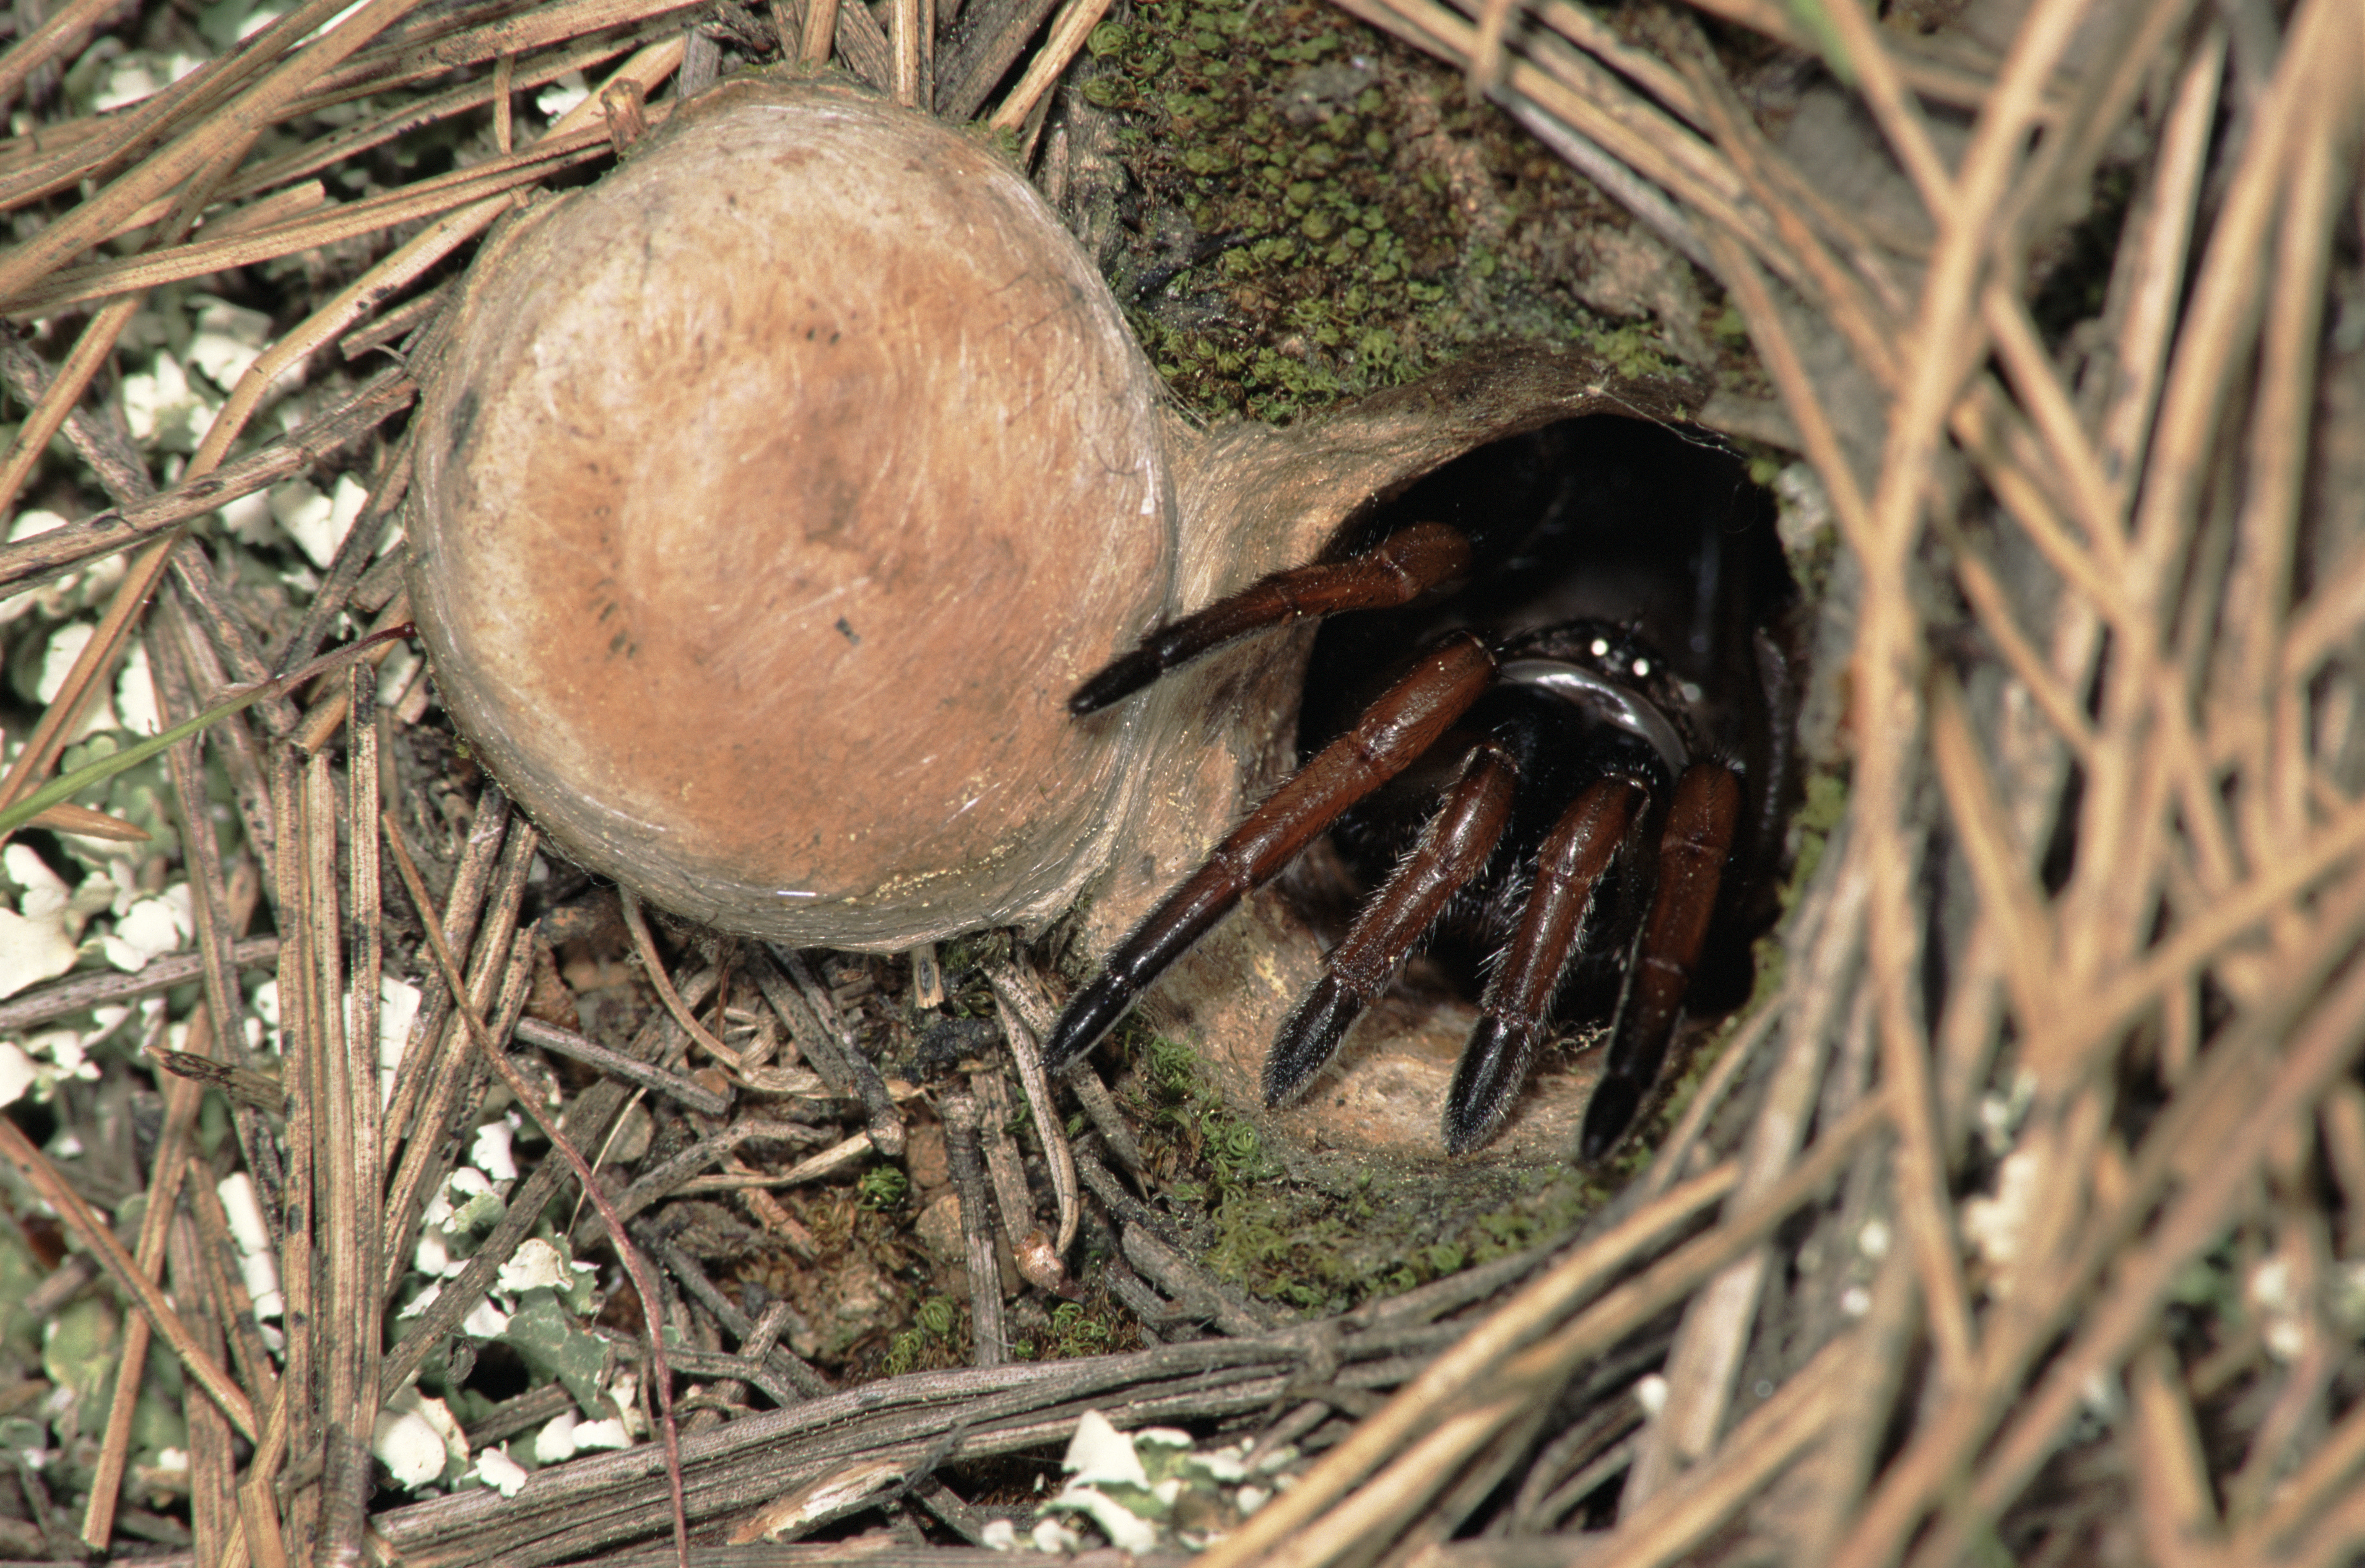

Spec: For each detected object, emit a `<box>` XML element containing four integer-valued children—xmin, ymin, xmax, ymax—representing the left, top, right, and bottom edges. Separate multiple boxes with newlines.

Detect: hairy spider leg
<box><xmin>1265</xmin><ymin>738</ymin><xmax>1518</xmax><ymax>1106</ymax></box>
<box><xmin>1441</xmin><ymin>775</ymin><xmax>1644</xmax><ymax>1155</ymax></box>
<box><xmin>1575</xmin><ymin>761</ymin><xmax>1743</xmax><ymax>1161</ymax></box>
<box><xmin>1068</xmin><ymin>522</ymin><xmax>1473</xmax><ymax>715</ymax></box>
<box><xmin>1046</xmin><ymin>633</ymin><xmax>1500</xmax><ymax>1070</ymax></box>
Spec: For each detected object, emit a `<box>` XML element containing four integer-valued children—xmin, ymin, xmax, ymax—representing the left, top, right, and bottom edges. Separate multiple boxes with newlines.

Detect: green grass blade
<box><xmin>0</xmin><ymin>626</ymin><xmax>413</xmax><ymax>840</ymax></box>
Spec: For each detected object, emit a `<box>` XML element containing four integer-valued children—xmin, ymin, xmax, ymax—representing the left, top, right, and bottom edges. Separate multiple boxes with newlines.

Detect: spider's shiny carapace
<box><xmin>1045</xmin><ymin>415</ymin><xmax>1798</xmax><ymax>1160</ymax></box>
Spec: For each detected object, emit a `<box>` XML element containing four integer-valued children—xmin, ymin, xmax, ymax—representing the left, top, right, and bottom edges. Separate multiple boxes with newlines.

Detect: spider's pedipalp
<box><xmin>1046</xmin><ymin>632</ymin><xmax>1498</xmax><ymax>1072</ymax></box>
<box><xmin>1266</xmin><ymin>737</ymin><xmax>1518</xmax><ymax>1106</ymax></box>
<box><xmin>1068</xmin><ymin>522</ymin><xmax>1473</xmax><ymax>715</ymax></box>
<box><xmin>1443</xmin><ymin>774</ymin><xmax>1642</xmax><ymax>1154</ymax></box>
<box><xmin>1576</xmin><ymin>760</ymin><xmax>1743</xmax><ymax>1161</ymax></box>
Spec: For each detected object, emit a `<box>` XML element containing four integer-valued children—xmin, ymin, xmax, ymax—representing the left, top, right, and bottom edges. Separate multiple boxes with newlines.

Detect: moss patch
<box><xmin>1781</xmin><ymin>770</ymin><xmax>1849</xmax><ymax>914</ymax></box>
<box><xmin>1115</xmin><ymin>1020</ymin><xmax>1618</xmax><ymax>1316</ymax></box>
<box><xmin>1073</xmin><ymin>0</ymin><xmax>1666</xmax><ymax>422</ymax></box>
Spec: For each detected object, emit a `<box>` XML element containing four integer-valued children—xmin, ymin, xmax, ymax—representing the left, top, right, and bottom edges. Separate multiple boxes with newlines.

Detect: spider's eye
<box><xmin>1632</xmin><ymin>657</ymin><xmax>1651</xmax><ymax>678</ymax></box>
<box><xmin>1590</xmin><ymin>637</ymin><xmax>1610</xmax><ymax>657</ymax></box>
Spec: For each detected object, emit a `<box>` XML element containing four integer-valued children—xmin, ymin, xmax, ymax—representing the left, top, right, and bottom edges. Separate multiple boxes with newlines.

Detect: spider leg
<box><xmin>1266</xmin><ymin>738</ymin><xmax>1518</xmax><ymax>1106</ymax></box>
<box><xmin>1068</xmin><ymin>522</ymin><xmax>1471</xmax><ymax>714</ymax></box>
<box><xmin>1441</xmin><ymin>774</ymin><xmax>1643</xmax><ymax>1154</ymax></box>
<box><xmin>1046</xmin><ymin>632</ymin><xmax>1499</xmax><ymax>1070</ymax></box>
<box><xmin>1576</xmin><ymin>761</ymin><xmax>1743</xmax><ymax>1161</ymax></box>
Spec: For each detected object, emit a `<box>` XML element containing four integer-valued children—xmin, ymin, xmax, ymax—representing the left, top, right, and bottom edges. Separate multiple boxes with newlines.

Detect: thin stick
<box><xmin>1676</xmin><ymin>0</ymin><xmax>2022</xmax><ymax>110</ymax></box>
<box><xmin>1825</xmin><ymin>0</ymin><xmax>2105</xmax><ymax>1465</ymax></box>
<box><xmin>941</xmin><ymin>1094</ymin><xmax>1008</xmax><ymax>1366</ymax></box>
<box><xmin>1934</xmin><ymin>931</ymin><xmax>2365</xmax><ymax>1563</ymax></box>
<box><xmin>1625</xmin><ymin>856</ymin><xmax>1855</xmax><ymax>1508</ymax></box>
<box><xmin>774</xmin><ymin>948</ymin><xmax>904</xmax><ymax>1151</ymax></box>
<box><xmin>187</xmin><ymin>1175</ymin><xmax>282</xmax><ymax>1419</ymax></box>
<box><xmin>1928</xmin><ymin>676</ymin><xmax>2059</xmax><ymax>1027</ymax></box>
<box><xmin>0</xmin><ymin>299</ymin><xmax>140</xmax><ymax>521</ymax></box>
<box><xmin>0</xmin><ymin>0</ymin><xmax>357</xmax><ymax>214</ymax></box>
<box><xmin>0</xmin><ymin>622</ymin><xmax>414</xmax><ymax>840</ymax></box>
<box><xmin>1638</xmin><ymin>992</ymin><xmax>1782</xmax><ymax>1199</ymax></box>
<box><xmin>987</xmin><ymin>974</ymin><xmax>1079</xmax><ymax>1255</ymax></box>
<box><xmin>1468</xmin><ymin>0</ymin><xmax>1519</xmax><ymax>94</ymax></box>
<box><xmin>620</xmin><ymin>888</ymin><xmax>742</xmax><ymax>1070</ymax></box>
<box><xmin>0</xmin><ymin>0</ymin><xmax>429</xmax><ymax>303</ymax></box>
<box><xmin>1832</xmin><ymin>864</ymin><xmax>2365</xmax><ymax>1568</ymax></box>
<box><xmin>379</xmin><ymin>788</ymin><xmax>517</xmax><ymax>1266</ymax></box>
<box><xmin>80</xmin><ymin>1052</ymin><xmax>203</xmax><ymax>1549</ymax></box>
<box><xmin>382</xmin><ymin>812</ymin><xmax>691</xmax><ymax>1565</ymax></box>
<box><xmin>891</xmin><ymin>0</ymin><xmax>920</xmax><ymax>104</ymax></box>
<box><xmin>515</xmin><ymin>1017</ymin><xmax>733</xmax><ymax>1114</ymax></box>
<box><xmin>985</xmin><ymin>0</ymin><xmax>1110</xmax><ymax>130</ymax></box>
<box><xmin>0</xmin><ymin>1118</ymin><xmax>257</xmax><ymax>1439</ymax></box>
<box><xmin>6</xmin><ymin>127</ymin><xmax>620</xmax><ymax>316</ymax></box>
<box><xmin>2249</xmin><ymin>1357</ymin><xmax>2365</xmax><ymax>1554</ymax></box>
<box><xmin>0</xmin><ymin>395</ymin><xmax>416</xmax><ymax>847</ymax></box>
<box><xmin>317</xmin><ymin>665</ymin><xmax>385</xmax><ymax>1563</ymax></box>
<box><xmin>615</xmin><ymin>1132</ymin><xmax>871</xmax><ymax>1212</ymax></box>
<box><xmin>1980</xmin><ymin>283</ymin><xmax>2128</xmax><ymax>563</ymax></box>
<box><xmin>1800</xmin><ymin>0</ymin><xmax>1957</xmax><ymax>214</ymax></box>
<box><xmin>0</xmin><ymin>365</ymin><xmax>416</xmax><ymax>597</ymax></box>
<box><xmin>2092</xmin><ymin>27</ymin><xmax>2225</xmax><ymax>498</ymax></box>
<box><xmin>296</xmin><ymin>0</ymin><xmax>704</xmax><ymax>106</ymax></box>
<box><xmin>972</xmin><ymin>1069</ymin><xmax>1044</xmax><ymax>1259</ymax></box>
<box><xmin>222</xmin><ymin>35</ymin><xmax>632</xmax><ymax>206</ymax></box>
<box><xmin>228</xmin><ymin>1387</ymin><xmax>291</xmax><ymax>1568</ymax></box>
<box><xmin>1572</xmin><ymin>1334</ymin><xmax>1853</xmax><ymax>1568</ymax></box>
<box><xmin>801</xmin><ymin>0</ymin><xmax>841</xmax><ymax>66</ymax></box>
<box><xmin>1949</xmin><ymin>545</ymin><xmax>2098</xmax><ymax>761</ymax></box>
<box><xmin>492</xmin><ymin>51</ymin><xmax>516</xmax><ymax>153</ymax></box>
<box><xmin>0</xmin><ymin>0</ymin><xmax>127</xmax><ymax>109</ymax></box>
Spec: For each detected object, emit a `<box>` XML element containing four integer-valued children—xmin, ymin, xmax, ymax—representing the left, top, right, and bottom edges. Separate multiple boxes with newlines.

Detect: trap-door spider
<box><xmin>1046</xmin><ymin>416</ymin><xmax>1796</xmax><ymax>1160</ymax></box>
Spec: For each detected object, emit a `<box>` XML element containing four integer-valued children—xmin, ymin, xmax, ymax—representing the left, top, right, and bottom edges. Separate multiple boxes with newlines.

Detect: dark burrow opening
<box><xmin>1291</xmin><ymin>413</ymin><xmax>1804</xmax><ymax>1108</ymax></box>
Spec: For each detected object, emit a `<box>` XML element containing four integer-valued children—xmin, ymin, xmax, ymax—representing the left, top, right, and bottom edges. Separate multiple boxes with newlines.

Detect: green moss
<box><xmin>1780</xmin><ymin>771</ymin><xmax>1850</xmax><ymax>913</ymax></box>
<box><xmin>43</xmin><ymin>1294</ymin><xmax>121</xmax><ymax>1410</ymax></box>
<box><xmin>1077</xmin><ymin>0</ymin><xmax>1616</xmax><ymax>423</ymax></box>
<box><xmin>1130</xmin><ymin>1022</ymin><xmax>1284</xmax><ymax>1202</ymax></box>
<box><xmin>1798</xmin><ymin>771</ymin><xmax>1848</xmax><ymax>836</ymax></box>
<box><xmin>881</xmin><ymin>1294</ymin><xmax>966</xmax><ymax>1377</ymax></box>
<box><xmin>1037</xmin><ymin>1292</ymin><xmax>1136</xmax><ymax>1359</ymax></box>
<box><xmin>857</xmin><ymin>1164</ymin><xmax>911</xmax><ymax>1210</ymax></box>
<box><xmin>0</xmin><ymin>1227</ymin><xmax>42</xmax><ymax>1363</ymax></box>
<box><xmin>1580</xmin><ymin>321</ymin><xmax>1682</xmax><ymax>383</ymax></box>
<box><xmin>1112</xmin><ymin>1021</ymin><xmax>1625</xmax><ymax>1315</ymax></box>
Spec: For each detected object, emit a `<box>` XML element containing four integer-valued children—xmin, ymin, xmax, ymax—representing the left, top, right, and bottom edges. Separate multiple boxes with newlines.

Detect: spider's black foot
<box><xmin>1442</xmin><ymin>1015</ymin><xmax>1540</xmax><ymax>1155</ymax></box>
<box><xmin>1045</xmin><ymin>976</ymin><xmax>1136</xmax><ymax>1072</ymax></box>
<box><xmin>1264</xmin><ymin>975</ymin><xmax>1368</xmax><ymax>1105</ymax></box>
<box><xmin>1577</xmin><ymin>1074</ymin><xmax>1643</xmax><ymax>1163</ymax></box>
<box><xmin>1067</xmin><ymin>652</ymin><xmax>1159</xmax><ymax>716</ymax></box>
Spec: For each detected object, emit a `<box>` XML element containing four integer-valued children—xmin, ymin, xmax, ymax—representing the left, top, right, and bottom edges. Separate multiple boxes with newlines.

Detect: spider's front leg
<box><xmin>1045</xmin><ymin>632</ymin><xmax>1499</xmax><ymax>1071</ymax></box>
<box><xmin>1576</xmin><ymin>761</ymin><xmax>1743</xmax><ymax>1161</ymax></box>
<box><xmin>1067</xmin><ymin>522</ymin><xmax>1471</xmax><ymax>715</ymax></box>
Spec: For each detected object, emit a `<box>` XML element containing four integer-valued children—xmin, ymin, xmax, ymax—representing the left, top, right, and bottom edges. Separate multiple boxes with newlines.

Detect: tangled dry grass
<box><xmin>0</xmin><ymin>0</ymin><xmax>2358</xmax><ymax>1563</ymax></box>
